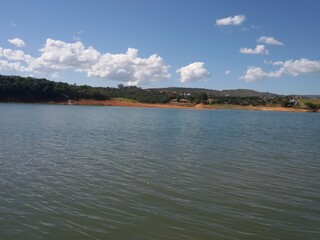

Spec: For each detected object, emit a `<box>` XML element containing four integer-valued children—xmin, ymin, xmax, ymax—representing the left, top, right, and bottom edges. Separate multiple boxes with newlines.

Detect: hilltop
<box><xmin>151</xmin><ymin>87</ymin><xmax>278</xmax><ymax>98</ymax></box>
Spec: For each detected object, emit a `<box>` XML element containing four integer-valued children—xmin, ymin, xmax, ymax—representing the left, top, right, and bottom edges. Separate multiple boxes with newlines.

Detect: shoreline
<box><xmin>48</xmin><ymin>99</ymin><xmax>309</xmax><ymax>112</ymax></box>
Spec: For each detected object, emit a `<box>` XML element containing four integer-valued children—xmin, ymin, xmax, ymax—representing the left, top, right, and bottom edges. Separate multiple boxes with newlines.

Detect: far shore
<box><xmin>45</xmin><ymin>99</ymin><xmax>310</xmax><ymax>112</ymax></box>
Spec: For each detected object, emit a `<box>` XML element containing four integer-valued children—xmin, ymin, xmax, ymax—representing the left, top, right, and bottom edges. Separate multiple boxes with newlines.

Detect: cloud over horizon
<box><xmin>240</xmin><ymin>66</ymin><xmax>284</xmax><ymax>82</ymax></box>
<box><xmin>0</xmin><ymin>60</ymin><xmax>27</xmax><ymax>72</ymax></box>
<box><xmin>0</xmin><ymin>38</ymin><xmax>171</xmax><ymax>86</ymax></box>
<box><xmin>240</xmin><ymin>58</ymin><xmax>320</xmax><ymax>82</ymax></box>
<box><xmin>1</xmin><ymin>37</ymin><xmax>320</xmax><ymax>88</ymax></box>
<box><xmin>87</xmin><ymin>48</ymin><xmax>171</xmax><ymax>86</ymax></box>
<box><xmin>177</xmin><ymin>62</ymin><xmax>210</xmax><ymax>83</ymax></box>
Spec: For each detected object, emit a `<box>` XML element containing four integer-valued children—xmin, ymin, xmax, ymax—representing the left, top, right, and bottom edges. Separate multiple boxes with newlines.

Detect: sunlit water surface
<box><xmin>0</xmin><ymin>103</ymin><xmax>319</xmax><ymax>239</ymax></box>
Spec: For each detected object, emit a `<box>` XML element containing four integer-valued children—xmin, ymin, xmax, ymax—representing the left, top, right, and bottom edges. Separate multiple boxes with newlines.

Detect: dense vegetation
<box><xmin>0</xmin><ymin>75</ymin><xmax>170</xmax><ymax>103</ymax></box>
<box><xmin>151</xmin><ymin>87</ymin><xmax>277</xmax><ymax>98</ymax></box>
<box><xmin>300</xmin><ymin>98</ymin><xmax>320</xmax><ymax>110</ymax></box>
<box><xmin>0</xmin><ymin>75</ymin><xmax>319</xmax><ymax>110</ymax></box>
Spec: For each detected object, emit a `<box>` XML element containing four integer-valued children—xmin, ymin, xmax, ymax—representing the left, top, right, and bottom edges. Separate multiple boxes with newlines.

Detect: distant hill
<box><xmin>2</xmin><ymin>75</ymin><xmax>311</xmax><ymax>108</ymax></box>
<box><xmin>300</xmin><ymin>95</ymin><xmax>320</xmax><ymax>99</ymax></box>
<box><xmin>150</xmin><ymin>87</ymin><xmax>279</xmax><ymax>98</ymax></box>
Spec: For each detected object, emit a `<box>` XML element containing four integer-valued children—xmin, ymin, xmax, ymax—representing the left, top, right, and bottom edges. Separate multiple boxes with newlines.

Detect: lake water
<box><xmin>0</xmin><ymin>103</ymin><xmax>319</xmax><ymax>239</ymax></box>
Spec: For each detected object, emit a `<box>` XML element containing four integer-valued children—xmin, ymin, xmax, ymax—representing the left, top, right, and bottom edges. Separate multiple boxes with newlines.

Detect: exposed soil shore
<box><xmin>51</xmin><ymin>99</ymin><xmax>309</xmax><ymax>112</ymax></box>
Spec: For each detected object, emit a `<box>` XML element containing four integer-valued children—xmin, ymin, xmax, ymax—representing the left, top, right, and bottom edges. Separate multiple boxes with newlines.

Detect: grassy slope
<box><xmin>111</xmin><ymin>98</ymin><xmax>138</xmax><ymax>103</ymax></box>
<box><xmin>300</xmin><ymin>98</ymin><xmax>320</xmax><ymax>105</ymax></box>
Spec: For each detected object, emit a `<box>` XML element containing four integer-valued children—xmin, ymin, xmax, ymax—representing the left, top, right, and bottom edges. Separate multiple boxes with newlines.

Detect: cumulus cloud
<box><xmin>280</xmin><ymin>58</ymin><xmax>320</xmax><ymax>76</ymax></box>
<box><xmin>87</xmin><ymin>48</ymin><xmax>170</xmax><ymax>85</ymax></box>
<box><xmin>177</xmin><ymin>62</ymin><xmax>210</xmax><ymax>83</ymax></box>
<box><xmin>240</xmin><ymin>67</ymin><xmax>265</xmax><ymax>82</ymax></box>
<box><xmin>0</xmin><ymin>60</ymin><xmax>27</xmax><ymax>72</ymax></box>
<box><xmin>258</xmin><ymin>36</ymin><xmax>284</xmax><ymax>46</ymax></box>
<box><xmin>239</xmin><ymin>66</ymin><xmax>284</xmax><ymax>82</ymax></box>
<box><xmin>8</xmin><ymin>38</ymin><xmax>25</xmax><ymax>47</ymax></box>
<box><xmin>240</xmin><ymin>45</ymin><xmax>269</xmax><ymax>55</ymax></box>
<box><xmin>216</xmin><ymin>14</ymin><xmax>246</xmax><ymax>26</ymax></box>
<box><xmin>240</xmin><ymin>58</ymin><xmax>320</xmax><ymax>82</ymax></box>
<box><xmin>36</xmin><ymin>39</ymin><xmax>100</xmax><ymax>70</ymax></box>
<box><xmin>0</xmin><ymin>47</ymin><xmax>32</xmax><ymax>61</ymax></box>
<box><xmin>0</xmin><ymin>38</ymin><xmax>171</xmax><ymax>86</ymax></box>
<box><xmin>225</xmin><ymin>70</ymin><xmax>231</xmax><ymax>75</ymax></box>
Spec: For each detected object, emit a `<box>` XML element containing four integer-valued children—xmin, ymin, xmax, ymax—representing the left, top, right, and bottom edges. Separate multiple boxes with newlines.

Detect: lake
<box><xmin>0</xmin><ymin>103</ymin><xmax>319</xmax><ymax>239</ymax></box>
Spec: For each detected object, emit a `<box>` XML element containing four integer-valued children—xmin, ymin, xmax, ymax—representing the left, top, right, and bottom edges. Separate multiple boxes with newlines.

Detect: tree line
<box><xmin>1</xmin><ymin>75</ymin><xmax>317</xmax><ymax>109</ymax></box>
<box><xmin>0</xmin><ymin>75</ymin><xmax>170</xmax><ymax>103</ymax></box>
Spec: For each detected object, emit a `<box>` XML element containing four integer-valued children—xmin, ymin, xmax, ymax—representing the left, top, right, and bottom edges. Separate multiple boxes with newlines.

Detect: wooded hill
<box><xmin>150</xmin><ymin>87</ymin><xmax>277</xmax><ymax>98</ymax></box>
<box><xmin>0</xmin><ymin>75</ymin><xmax>316</xmax><ymax>109</ymax></box>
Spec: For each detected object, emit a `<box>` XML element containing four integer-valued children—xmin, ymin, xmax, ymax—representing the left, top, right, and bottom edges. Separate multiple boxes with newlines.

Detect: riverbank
<box><xmin>51</xmin><ymin>99</ymin><xmax>309</xmax><ymax>112</ymax></box>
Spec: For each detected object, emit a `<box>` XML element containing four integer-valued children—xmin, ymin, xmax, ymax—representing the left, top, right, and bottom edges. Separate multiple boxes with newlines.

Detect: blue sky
<box><xmin>1</xmin><ymin>0</ymin><xmax>320</xmax><ymax>94</ymax></box>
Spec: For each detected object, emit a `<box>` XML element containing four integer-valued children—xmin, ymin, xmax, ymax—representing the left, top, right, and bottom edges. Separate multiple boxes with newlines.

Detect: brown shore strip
<box><xmin>52</xmin><ymin>99</ymin><xmax>309</xmax><ymax>112</ymax></box>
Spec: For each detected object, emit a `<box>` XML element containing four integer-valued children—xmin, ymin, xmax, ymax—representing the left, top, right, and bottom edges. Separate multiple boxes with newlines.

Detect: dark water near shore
<box><xmin>0</xmin><ymin>103</ymin><xmax>319</xmax><ymax>239</ymax></box>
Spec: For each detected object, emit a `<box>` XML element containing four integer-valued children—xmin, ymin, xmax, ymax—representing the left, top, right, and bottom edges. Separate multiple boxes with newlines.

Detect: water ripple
<box><xmin>0</xmin><ymin>104</ymin><xmax>319</xmax><ymax>239</ymax></box>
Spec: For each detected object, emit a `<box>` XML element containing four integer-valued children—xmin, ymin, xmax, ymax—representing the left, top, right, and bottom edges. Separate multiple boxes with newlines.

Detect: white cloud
<box><xmin>225</xmin><ymin>70</ymin><xmax>231</xmax><ymax>75</ymax></box>
<box><xmin>87</xmin><ymin>48</ymin><xmax>170</xmax><ymax>85</ymax></box>
<box><xmin>281</xmin><ymin>58</ymin><xmax>320</xmax><ymax>76</ymax></box>
<box><xmin>258</xmin><ymin>36</ymin><xmax>284</xmax><ymax>46</ymax></box>
<box><xmin>240</xmin><ymin>58</ymin><xmax>320</xmax><ymax>82</ymax></box>
<box><xmin>0</xmin><ymin>47</ymin><xmax>32</xmax><ymax>61</ymax></box>
<box><xmin>0</xmin><ymin>60</ymin><xmax>27</xmax><ymax>72</ymax></box>
<box><xmin>0</xmin><ymin>38</ymin><xmax>171</xmax><ymax>86</ymax></box>
<box><xmin>240</xmin><ymin>45</ymin><xmax>269</xmax><ymax>55</ymax></box>
<box><xmin>36</xmin><ymin>39</ymin><xmax>101</xmax><ymax>70</ymax></box>
<box><xmin>216</xmin><ymin>14</ymin><xmax>246</xmax><ymax>26</ymax></box>
<box><xmin>177</xmin><ymin>62</ymin><xmax>210</xmax><ymax>83</ymax></box>
<box><xmin>240</xmin><ymin>67</ymin><xmax>265</xmax><ymax>82</ymax></box>
<box><xmin>240</xmin><ymin>67</ymin><xmax>285</xmax><ymax>82</ymax></box>
<box><xmin>8</xmin><ymin>38</ymin><xmax>25</xmax><ymax>47</ymax></box>
<box><xmin>0</xmin><ymin>47</ymin><xmax>32</xmax><ymax>72</ymax></box>
<box><xmin>267</xmin><ymin>68</ymin><xmax>285</xmax><ymax>78</ymax></box>
<box><xmin>273</xmin><ymin>61</ymin><xmax>284</xmax><ymax>66</ymax></box>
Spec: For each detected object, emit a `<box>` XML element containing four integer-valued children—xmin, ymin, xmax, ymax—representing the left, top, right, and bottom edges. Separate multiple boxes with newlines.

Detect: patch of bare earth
<box><xmin>59</xmin><ymin>100</ymin><xmax>308</xmax><ymax>112</ymax></box>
